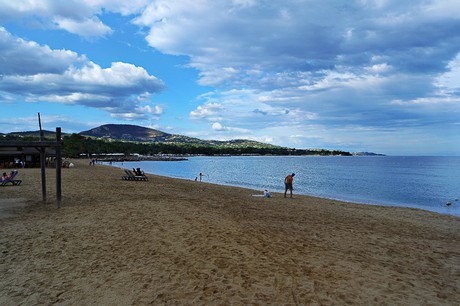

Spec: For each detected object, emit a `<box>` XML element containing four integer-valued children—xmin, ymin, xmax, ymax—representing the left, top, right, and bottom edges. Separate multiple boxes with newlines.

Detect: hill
<box><xmin>3</xmin><ymin>124</ymin><xmax>276</xmax><ymax>148</ymax></box>
<box><xmin>79</xmin><ymin>124</ymin><xmax>279</xmax><ymax>148</ymax></box>
<box><xmin>79</xmin><ymin>124</ymin><xmax>173</xmax><ymax>142</ymax></box>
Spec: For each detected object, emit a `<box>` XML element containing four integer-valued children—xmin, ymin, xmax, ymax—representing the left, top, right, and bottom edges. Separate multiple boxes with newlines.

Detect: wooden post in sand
<box><xmin>39</xmin><ymin>147</ymin><xmax>47</xmax><ymax>202</ymax></box>
<box><xmin>38</xmin><ymin>113</ymin><xmax>47</xmax><ymax>203</ymax></box>
<box><xmin>55</xmin><ymin>127</ymin><xmax>62</xmax><ymax>208</ymax></box>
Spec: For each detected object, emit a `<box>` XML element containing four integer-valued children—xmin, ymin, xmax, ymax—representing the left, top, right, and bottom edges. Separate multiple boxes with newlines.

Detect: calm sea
<box><xmin>108</xmin><ymin>156</ymin><xmax>460</xmax><ymax>217</ymax></box>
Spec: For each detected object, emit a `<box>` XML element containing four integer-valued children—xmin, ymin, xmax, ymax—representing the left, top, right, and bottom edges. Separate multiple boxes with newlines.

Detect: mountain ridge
<box><xmin>78</xmin><ymin>124</ymin><xmax>280</xmax><ymax>148</ymax></box>
<box><xmin>4</xmin><ymin>124</ymin><xmax>281</xmax><ymax>148</ymax></box>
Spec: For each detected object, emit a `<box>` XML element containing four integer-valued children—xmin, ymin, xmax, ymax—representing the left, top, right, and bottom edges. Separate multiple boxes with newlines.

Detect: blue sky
<box><xmin>0</xmin><ymin>0</ymin><xmax>459</xmax><ymax>156</ymax></box>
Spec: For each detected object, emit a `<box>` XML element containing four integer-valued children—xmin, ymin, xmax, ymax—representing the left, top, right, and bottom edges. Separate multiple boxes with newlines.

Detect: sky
<box><xmin>0</xmin><ymin>0</ymin><xmax>459</xmax><ymax>156</ymax></box>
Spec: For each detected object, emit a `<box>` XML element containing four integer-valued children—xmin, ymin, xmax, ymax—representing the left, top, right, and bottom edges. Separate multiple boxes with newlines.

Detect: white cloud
<box><xmin>211</xmin><ymin>122</ymin><xmax>249</xmax><ymax>133</ymax></box>
<box><xmin>134</xmin><ymin>0</ymin><xmax>460</xmax><ymax>85</ymax></box>
<box><xmin>436</xmin><ymin>53</ymin><xmax>460</xmax><ymax>91</ymax></box>
<box><xmin>197</xmin><ymin>67</ymin><xmax>240</xmax><ymax>86</ymax></box>
<box><xmin>67</xmin><ymin>61</ymin><xmax>162</xmax><ymax>88</ymax></box>
<box><xmin>110</xmin><ymin>112</ymin><xmax>146</xmax><ymax>120</ymax></box>
<box><xmin>0</xmin><ymin>28</ymin><xmax>165</xmax><ymax>120</ymax></box>
<box><xmin>139</xmin><ymin>104</ymin><xmax>163</xmax><ymax>115</ymax></box>
<box><xmin>0</xmin><ymin>0</ymin><xmax>149</xmax><ymax>38</ymax></box>
<box><xmin>211</xmin><ymin>122</ymin><xmax>226</xmax><ymax>131</ymax></box>
<box><xmin>190</xmin><ymin>89</ymin><xmax>319</xmax><ymax>137</ymax></box>
<box><xmin>32</xmin><ymin>93</ymin><xmax>110</xmax><ymax>105</ymax></box>
<box><xmin>53</xmin><ymin>16</ymin><xmax>112</xmax><ymax>38</ymax></box>
<box><xmin>366</xmin><ymin>63</ymin><xmax>392</xmax><ymax>74</ymax></box>
<box><xmin>421</xmin><ymin>0</ymin><xmax>460</xmax><ymax>19</ymax></box>
<box><xmin>391</xmin><ymin>96</ymin><xmax>460</xmax><ymax>106</ymax></box>
<box><xmin>189</xmin><ymin>102</ymin><xmax>223</xmax><ymax>119</ymax></box>
<box><xmin>0</xmin><ymin>27</ymin><xmax>83</xmax><ymax>75</ymax></box>
<box><xmin>1</xmin><ymin>61</ymin><xmax>163</xmax><ymax>100</ymax></box>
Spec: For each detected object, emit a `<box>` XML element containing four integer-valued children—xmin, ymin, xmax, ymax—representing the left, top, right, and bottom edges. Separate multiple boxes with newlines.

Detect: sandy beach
<box><xmin>1</xmin><ymin>159</ymin><xmax>459</xmax><ymax>305</ymax></box>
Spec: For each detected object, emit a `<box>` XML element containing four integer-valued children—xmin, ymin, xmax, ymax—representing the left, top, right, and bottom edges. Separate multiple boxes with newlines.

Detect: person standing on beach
<box><xmin>284</xmin><ymin>173</ymin><xmax>295</xmax><ymax>198</ymax></box>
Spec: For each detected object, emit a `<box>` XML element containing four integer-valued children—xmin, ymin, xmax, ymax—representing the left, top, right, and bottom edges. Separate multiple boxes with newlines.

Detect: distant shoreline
<box><xmin>94</xmin><ymin>155</ymin><xmax>188</xmax><ymax>162</ymax></box>
<box><xmin>85</xmin><ymin>151</ymin><xmax>387</xmax><ymax>163</ymax></box>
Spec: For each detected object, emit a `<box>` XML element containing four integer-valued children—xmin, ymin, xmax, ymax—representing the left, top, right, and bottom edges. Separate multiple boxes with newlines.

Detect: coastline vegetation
<box><xmin>2</xmin><ymin>132</ymin><xmax>352</xmax><ymax>158</ymax></box>
<box><xmin>61</xmin><ymin>134</ymin><xmax>352</xmax><ymax>157</ymax></box>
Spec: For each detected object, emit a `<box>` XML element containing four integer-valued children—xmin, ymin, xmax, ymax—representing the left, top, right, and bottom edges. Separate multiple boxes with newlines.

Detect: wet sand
<box><xmin>1</xmin><ymin>159</ymin><xmax>459</xmax><ymax>305</ymax></box>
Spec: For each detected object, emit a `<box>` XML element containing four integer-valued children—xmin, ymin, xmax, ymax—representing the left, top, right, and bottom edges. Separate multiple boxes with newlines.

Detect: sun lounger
<box><xmin>122</xmin><ymin>169</ymin><xmax>148</xmax><ymax>181</ymax></box>
<box><xmin>1</xmin><ymin>170</ymin><xmax>22</xmax><ymax>186</ymax></box>
<box><xmin>129</xmin><ymin>169</ymin><xmax>148</xmax><ymax>181</ymax></box>
<box><xmin>122</xmin><ymin>169</ymin><xmax>134</xmax><ymax>180</ymax></box>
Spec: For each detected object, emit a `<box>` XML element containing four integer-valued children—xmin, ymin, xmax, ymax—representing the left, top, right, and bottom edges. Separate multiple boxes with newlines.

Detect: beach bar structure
<box><xmin>0</xmin><ymin>146</ymin><xmax>57</xmax><ymax>168</ymax></box>
<box><xmin>0</xmin><ymin>127</ymin><xmax>62</xmax><ymax>208</ymax></box>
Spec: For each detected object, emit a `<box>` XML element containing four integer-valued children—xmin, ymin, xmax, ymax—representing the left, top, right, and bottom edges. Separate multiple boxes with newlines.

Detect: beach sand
<box><xmin>1</xmin><ymin>159</ymin><xmax>459</xmax><ymax>305</ymax></box>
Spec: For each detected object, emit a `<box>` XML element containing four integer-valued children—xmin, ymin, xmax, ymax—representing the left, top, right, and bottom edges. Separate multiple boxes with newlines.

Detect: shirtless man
<box><xmin>284</xmin><ymin>173</ymin><xmax>295</xmax><ymax>198</ymax></box>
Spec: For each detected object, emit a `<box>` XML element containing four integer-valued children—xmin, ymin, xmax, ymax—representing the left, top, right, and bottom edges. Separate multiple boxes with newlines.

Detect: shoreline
<box><xmin>1</xmin><ymin>159</ymin><xmax>459</xmax><ymax>305</ymax></box>
<box><xmin>106</xmin><ymin>159</ymin><xmax>460</xmax><ymax>218</ymax></box>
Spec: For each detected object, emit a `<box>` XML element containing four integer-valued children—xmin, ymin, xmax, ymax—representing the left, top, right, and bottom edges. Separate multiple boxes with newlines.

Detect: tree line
<box><xmin>2</xmin><ymin>133</ymin><xmax>351</xmax><ymax>157</ymax></box>
<box><xmin>61</xmin><ymin>134</ymin><xmax>351</xmax><ymax>157</ymax></box>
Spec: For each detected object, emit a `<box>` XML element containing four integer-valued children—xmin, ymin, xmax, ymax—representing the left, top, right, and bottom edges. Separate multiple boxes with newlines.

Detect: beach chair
<box><xmin>1</xmin><ymin>170</ymin><xmax>22</xmax><ymax>186</ymax></box>
<box><xmin>122</xmin><ymin>169</ymin><xmax>134</xmax><ymax>180</ymax></box>
<box><xmin>122</xmin><ymin>169</ymin><xmax>148</xmax><ymax>181</ymax></box>
<box><xmin>130</xmin><ymin>169</ymin><xmax>148</xmax><ymax>181</ymax></box>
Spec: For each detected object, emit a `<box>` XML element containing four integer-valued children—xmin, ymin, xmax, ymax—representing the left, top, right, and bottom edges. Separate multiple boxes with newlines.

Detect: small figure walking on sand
<box><xmin>199</xmin><ymin>172</ymin><xmax>204</xmax><ymax>182</ymax></box>
<box><xmin>284</xmin><ymin>173</ymin><xmax>295</xmax><ymax>198</ymax></box>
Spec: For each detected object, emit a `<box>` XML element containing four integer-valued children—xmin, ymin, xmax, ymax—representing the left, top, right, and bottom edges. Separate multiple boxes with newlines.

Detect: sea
<box><xmin>107</xmin><ymin>156</ymin><xmax>460</xmax><ymax>217</ymax></box>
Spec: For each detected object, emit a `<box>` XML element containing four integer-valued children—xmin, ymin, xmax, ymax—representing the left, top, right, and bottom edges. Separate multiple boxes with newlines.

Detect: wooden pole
<box><xmin>38</xmin><ymin>113</ymin><xmax>46</xmax><ymax>203</ymax></box>
<box><xmin>56</xmin><ymin>128</ymin><xmax>62</xmax><ymax>208</ymax></box>
<box><xmin>40</xmin><ymin>148</ymin><xmax>46</xmax><ymax>202</ymax></box>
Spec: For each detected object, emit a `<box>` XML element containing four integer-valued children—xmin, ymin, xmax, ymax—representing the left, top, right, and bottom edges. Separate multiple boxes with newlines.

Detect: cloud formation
<box><xmin>0</xmin><ymin>0</ymin><xmax>459</xmax><ymax>154</ymax></box>
<box><xmin>0</xmin><ymin>0</ymin><xmax>151</xmax><ymax>38</ymax></box>
<box><xmin>133</xmin><ymin>0</ymin><xmax>460</xmax><ymax>153</ymax></box>
<box><xmin>0</xmin><ymin>27</ymin><xmax>164</xmax><ymax>121</ymax></box>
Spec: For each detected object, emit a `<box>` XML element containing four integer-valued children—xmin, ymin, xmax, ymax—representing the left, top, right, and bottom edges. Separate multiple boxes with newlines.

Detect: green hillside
<box><xmin>3</xmin><ymin>124</ymin><xmax>355</xmax><ymax>157</ymax></box>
